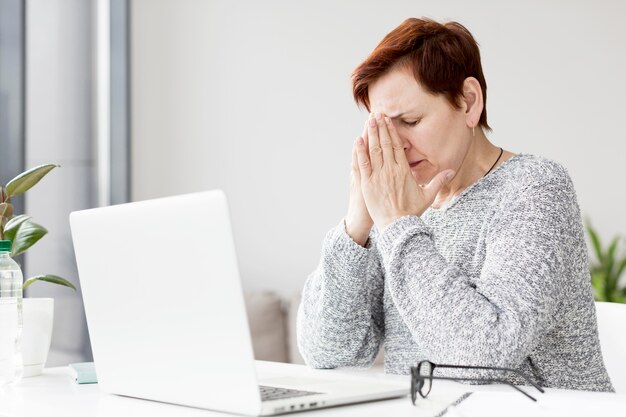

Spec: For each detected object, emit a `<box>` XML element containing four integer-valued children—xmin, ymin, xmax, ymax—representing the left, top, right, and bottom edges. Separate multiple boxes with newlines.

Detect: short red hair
<box><xmin>352</xmin><ymin>18</ymin><xmax>491</xmax><ymax>131</ymax></box>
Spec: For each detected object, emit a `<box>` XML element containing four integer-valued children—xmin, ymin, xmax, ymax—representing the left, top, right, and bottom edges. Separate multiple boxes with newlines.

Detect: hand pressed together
<box><xmin>353</xmin><ymin>112</ymin><xmax>455</xmax><ymax>233</ymax></box>
<box><xmin>345</xmin><ymin>120</ymin><xmax>374</xmax><ymax>246</ymax></box>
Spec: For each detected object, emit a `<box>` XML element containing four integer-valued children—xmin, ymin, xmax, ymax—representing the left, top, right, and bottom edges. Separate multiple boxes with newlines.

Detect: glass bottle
<box><xmin>0</xmin><ymin>240</ymin><xmax>24</xmax><ymax>387</ymax></box>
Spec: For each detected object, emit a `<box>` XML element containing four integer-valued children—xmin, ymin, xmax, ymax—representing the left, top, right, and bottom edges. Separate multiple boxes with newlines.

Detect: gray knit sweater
<box><xmin>297</xmin><ymin>154</ymin><xmax>613</xmax><ymax>392</ymax></box>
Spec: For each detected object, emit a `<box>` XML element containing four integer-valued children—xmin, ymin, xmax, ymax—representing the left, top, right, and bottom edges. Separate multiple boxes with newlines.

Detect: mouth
<box><xmin>409</xmin><ymin>160</ymin><xmax>424</xmax><ymax>169</ymax></box>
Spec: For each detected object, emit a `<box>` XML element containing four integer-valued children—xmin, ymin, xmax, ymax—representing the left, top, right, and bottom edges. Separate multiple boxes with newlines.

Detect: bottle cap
<box><xmin>0</xmin><ymin>240</ymin><xmax>11</xmax><ymax>252</ymax></box>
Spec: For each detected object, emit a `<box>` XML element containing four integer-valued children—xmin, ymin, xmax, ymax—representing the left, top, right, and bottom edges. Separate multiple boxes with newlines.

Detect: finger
<box><xmin>367</xmin><ymin>113</ymin><xmax>383</xmax><ymax>169</ymax></box>
<box><xmin>384</xmin><ymin>116</ymin><xmax>408</xmax><ymax>165</ymax></box>
<box><xmin>422</xmin><ymin>170</ymin><xmax>455</xmax><ymax>202</ymax></box>
<box><xmin>361</xmin><ymin>120</ymin><xmax>369</xmax><ymax>149</ymax></box>
<box><xmin>376</xmin><ymin>113</ymin><xmax>396</xmax><ymax>164</ymax></box>
<box><xmin>351</xmin><ymin>139</ymin><xmax>360</xmax><ymax>181</ymax></box>
<box><xmin>355</xmin><ymin>136</ymin><xmax>372</xmax><ymax>178</ymax></box>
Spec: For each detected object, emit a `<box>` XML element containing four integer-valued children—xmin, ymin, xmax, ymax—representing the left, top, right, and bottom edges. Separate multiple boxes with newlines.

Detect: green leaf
<box><xmin>23</xmin><ymin>274</ymin><xmax>76</xmax><ymax>291</ymax></box>
<box><xmin>591</xmin><ymin>272</ymin><xmax>607</xmax><ymax>302</ymax></box>
<box><xmin>11</xmin><ymin>220</ymin><xmax>48</xmax><ymax>257</ymax></box>
<box><xmin>5</xmin><ymin>164</ymin><xmax>59</xmax><ymax>198</ymax></box>
<box><xmin>3</xmin><ymin>215</ymin><xmax>31</xmax><ymax>243</ymax></box>
<box><xmin>606</xmin><ymin>237</ymin><xmax>618</xmax><ymax>268</ymax></box>
<box><xmin>605</xmin><ymin>237</ymin><xmax>620</xmax><ymax>293</ymax></box>
<box><xmin>586</xmin><ymin>223</ymin><xmax>603</xmax><ymax>265</ymax></box>
<box><xmin>615</xmin><ymin>256</ymin><xmax>626</xmax><ymax>288</ymax></box>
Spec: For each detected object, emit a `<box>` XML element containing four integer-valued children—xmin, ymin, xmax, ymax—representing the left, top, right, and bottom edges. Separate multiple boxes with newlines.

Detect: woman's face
<box><xmin>368</xmin><ymin>66</ymin><xmax>472</xmax><ymax>185</ymax></box>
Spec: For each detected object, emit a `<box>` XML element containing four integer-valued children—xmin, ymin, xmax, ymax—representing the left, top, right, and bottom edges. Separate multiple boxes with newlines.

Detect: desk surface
<box><xmin>0</xmin><ymin>362</ymin><xmax>625</xmax><ymax>417</ymax></box>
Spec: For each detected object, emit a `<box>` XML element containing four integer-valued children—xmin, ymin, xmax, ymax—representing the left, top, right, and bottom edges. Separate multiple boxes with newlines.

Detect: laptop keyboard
<box><xmin>259</xmin><ymin>385</ymin><xmax>321</xmax><ymax>402</ymax></box>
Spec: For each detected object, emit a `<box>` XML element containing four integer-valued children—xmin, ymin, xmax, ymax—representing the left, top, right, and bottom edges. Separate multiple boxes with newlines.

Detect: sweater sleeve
<box><xmin>297</xmin><ymin>221</ymin><xmax>384</xmax><ymax>368</ymax></box>
<box><xmin>377</xmin><ymin>171</ymin><xmax>574</xmax><ymax>369</ymax></box>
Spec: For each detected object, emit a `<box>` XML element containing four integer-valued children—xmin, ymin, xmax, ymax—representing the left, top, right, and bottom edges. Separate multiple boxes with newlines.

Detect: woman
<box><xmin>297</xmin><ymin>17</ymin><xmax>613</xmax><ymax>392</ymax></box>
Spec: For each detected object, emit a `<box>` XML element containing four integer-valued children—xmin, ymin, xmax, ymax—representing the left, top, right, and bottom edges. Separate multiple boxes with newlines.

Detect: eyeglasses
<box><xmin>410</xmin><ymin>360</ymin><xmax>545</xmax><ymax>405</ymax></box>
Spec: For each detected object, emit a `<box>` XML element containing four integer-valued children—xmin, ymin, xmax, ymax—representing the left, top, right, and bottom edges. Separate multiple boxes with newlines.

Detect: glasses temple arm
<box><xmin>434</xmin><ymin>364</ymin><xmax>545</xmax><ymax>393</ymax></box>
<box><xmin>418</xmin><ymin>375</ymin><xmax>538</xmax><ymax>402</ymax></box>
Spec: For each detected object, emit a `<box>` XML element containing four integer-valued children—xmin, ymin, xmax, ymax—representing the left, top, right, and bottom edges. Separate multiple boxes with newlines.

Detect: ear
<box><xmin>461</xmin><ymin>77</ymin><xmax>484</xmax><ymax>129</ymax></box>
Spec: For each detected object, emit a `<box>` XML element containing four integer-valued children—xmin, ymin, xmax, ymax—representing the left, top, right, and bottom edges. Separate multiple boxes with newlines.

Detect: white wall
<box><xmin>131</xmin><ymin>0</ymin><xmax>626</xmax><ymax>298</ymax></box>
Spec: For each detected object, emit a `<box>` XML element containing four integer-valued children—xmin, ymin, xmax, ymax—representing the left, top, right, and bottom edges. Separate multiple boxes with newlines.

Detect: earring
<box><xmin>472</xmin><ymin>126</ymin><xmax>475</xmax><ymax>137</ymax></box>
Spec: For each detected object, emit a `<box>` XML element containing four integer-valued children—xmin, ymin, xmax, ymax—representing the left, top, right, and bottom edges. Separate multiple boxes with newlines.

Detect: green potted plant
<box><xmin>1</xmin><ymin>163</ymin><xmax>76</xmax><ymax>377</ymax></box>
<box><xmin>587</xmin><ymin>222</ymin><xmax>626</xmax><ymax>304</ymax></box>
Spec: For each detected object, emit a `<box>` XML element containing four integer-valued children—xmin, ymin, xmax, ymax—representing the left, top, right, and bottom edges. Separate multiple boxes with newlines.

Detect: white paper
<box><xmin>456</xmin><ymin>390</ymin><xmax>625</xmax><ymax>417</ymax></box>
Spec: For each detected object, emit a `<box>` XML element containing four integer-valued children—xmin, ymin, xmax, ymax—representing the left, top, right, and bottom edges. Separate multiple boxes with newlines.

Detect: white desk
<box><xmin>0</xmin><ymin>362</ymin><xmax>625</xmax><ymax>417</ymax></box>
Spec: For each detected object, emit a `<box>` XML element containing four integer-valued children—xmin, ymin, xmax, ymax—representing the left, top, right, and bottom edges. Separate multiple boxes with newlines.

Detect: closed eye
<box><xmin>402</xmin><ymin>119</ymin><xmax>420</xmax><ymax>127</ymax></box>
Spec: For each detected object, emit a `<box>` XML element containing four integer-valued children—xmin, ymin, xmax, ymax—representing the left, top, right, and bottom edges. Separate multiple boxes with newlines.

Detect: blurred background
<box><xmin>1</xmin><ymin>0</ymin><xmax>624</xmax><ymax>366</ymax></box>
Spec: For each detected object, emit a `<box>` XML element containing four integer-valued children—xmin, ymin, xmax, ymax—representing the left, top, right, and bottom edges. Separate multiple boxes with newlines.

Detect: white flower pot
<box><xmin>21</xmin><ymin>298</ymin><xmax>54</xmax><ymax>377</ymax></box>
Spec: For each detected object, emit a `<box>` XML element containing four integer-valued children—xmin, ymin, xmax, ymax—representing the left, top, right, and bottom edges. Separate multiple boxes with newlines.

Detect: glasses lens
<box><xmin>411</xmin><ymin>370</ymin><xmax>417</xmax><ymax>404</ymax></box>
<box><xmin>410</xmin><ymin>367</ymin><xmax>419</xmax><ymax>404</ymax></box>
<box><xmin>418</xmin><ymin>361</ymin><xmax>433</xmax><ymax>397</ymax></box>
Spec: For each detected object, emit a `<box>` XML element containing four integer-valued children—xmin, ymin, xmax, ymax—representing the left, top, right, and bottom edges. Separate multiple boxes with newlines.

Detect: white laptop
<box><xmin>69</xmin><ymin>190</ymin><xmax>407</xmax><ymax>416</ymax></box>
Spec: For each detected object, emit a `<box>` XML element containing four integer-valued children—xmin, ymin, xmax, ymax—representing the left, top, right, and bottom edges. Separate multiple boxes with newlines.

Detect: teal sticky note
<box><xmin>68</xmin><ymin>362</ymin><xmax>98</xmax><ymax>384</ymax></box>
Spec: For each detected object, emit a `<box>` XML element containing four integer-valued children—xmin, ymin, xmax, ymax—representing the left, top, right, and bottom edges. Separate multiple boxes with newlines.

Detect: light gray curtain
<box><xmin>22</xmin><ymin>0</ymin><xmax>130</xmax><ymax>366</ymax></box>
<box><xmin>0</xmin><ymin>0</ymin><xmax>25</xmax><ymax>213</ymax></box>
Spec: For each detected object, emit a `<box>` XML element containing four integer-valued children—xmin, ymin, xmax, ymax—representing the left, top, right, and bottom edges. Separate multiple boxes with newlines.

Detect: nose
<box><xmin>401</xmin><ymin>134</ymin><xmax>411</xmax><ymax>151</ymax></box>
<box><xmin>387</xmin><ymin>117</ymin><xmax>412</xmax><ymax>151</ymax></box>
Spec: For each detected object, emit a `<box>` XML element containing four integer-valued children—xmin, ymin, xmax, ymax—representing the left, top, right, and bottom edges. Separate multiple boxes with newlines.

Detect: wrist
<box><xmin>343</xmin><ymin>218</ymin><xmax>371</xmax><ymax>247</ymax></box>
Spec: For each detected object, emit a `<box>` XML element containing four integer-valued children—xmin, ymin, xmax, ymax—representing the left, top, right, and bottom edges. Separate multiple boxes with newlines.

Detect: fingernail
<box><xmin>369</xmin><ymin>117</ymin><xmax>376</xmax><ymax>127</ymax></box>
<box><xmin>384</xmin><ymin>116</ymin><xmax>391</xmax><ymax>125</ymax></box>
<box><xmin>446</xmin><ymin>171</ymin><xmax>455</xmax><ymax>180</ymax></box>
<box><xmin>375</xmin><ymin>112</ymin><xmax>382</xmax><ymax>120</ymax></box>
